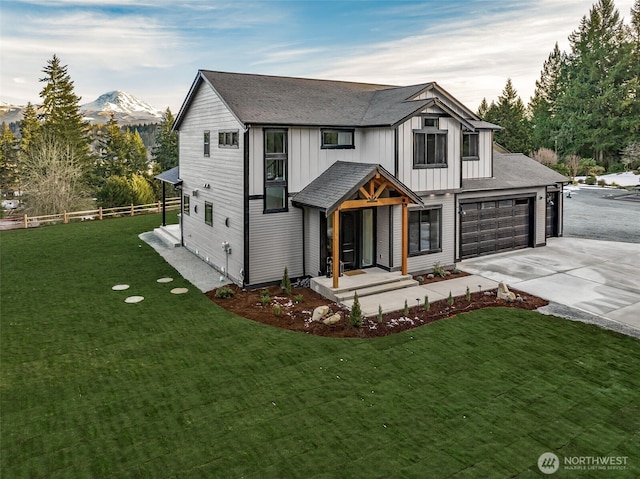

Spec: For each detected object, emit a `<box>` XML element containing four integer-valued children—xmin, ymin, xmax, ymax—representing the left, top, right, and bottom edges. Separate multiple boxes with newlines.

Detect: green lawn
<box><xmin>2</xmin><ymin>213</ymin><xmax>639</xmax><ymax>478</ymax></box>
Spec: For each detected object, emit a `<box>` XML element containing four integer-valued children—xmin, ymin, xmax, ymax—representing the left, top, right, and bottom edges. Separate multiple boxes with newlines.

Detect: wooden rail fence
<box><xmin>3</xmin><ymin>197</ymin><xmax>180</xmax><ymax>229</ymax></box>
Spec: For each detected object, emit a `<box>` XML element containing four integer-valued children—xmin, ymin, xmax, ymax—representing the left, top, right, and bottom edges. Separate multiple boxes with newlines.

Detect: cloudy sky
<box><xmin>1</xmin><ymin>0</ymin><xmax>636</xmax><ymax>113</ymax></box>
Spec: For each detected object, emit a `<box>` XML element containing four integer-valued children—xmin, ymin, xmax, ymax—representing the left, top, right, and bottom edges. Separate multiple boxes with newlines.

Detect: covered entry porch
<box><xmin>292</xmin><ymin>161</ymin><xmax>422</xmax><ymax>289</ymax></box>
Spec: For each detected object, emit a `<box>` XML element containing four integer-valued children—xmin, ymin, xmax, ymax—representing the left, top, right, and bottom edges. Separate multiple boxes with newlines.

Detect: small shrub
<box><xmin>448</xmin><ymin>291</ymin><xmax>454</xmax><ymax>306</ymax></box>
<box><xmin>452</xmin><ymin>268</ymin><xmax>461</xmax><ymax>274</ymax></box>
<box><xmin>416</xmin><ymin>275</ymin><xmax>424</xmax><ymax>284</ymax></box>
<box><xmin>349</xmin><ymin>292</ymin><xmax>363</xmax><ymax>328</ymax></box>
<box><xmin>281</xmin><ymin>267</ymin><xmax>292</xmax><ymax>295</ymax></box>
<box><xmin>597</xmin><ymin>179</ymin><xmax>606</xmax><ymax>187</ymax></box>
<box><xmin>273</xmin><ymin>304</ymin><xmax>282</xmax><ymax>316</ymax></box>
<box><xmin>260</xmin><ymin>294</ymin><xmax>271</xmax><ymax>306</ymax></box>
<box><xmin>260</xmin><ymin>288</ymin><xmax>269</xmax><ymax>298</ymax></box>
<box><xmin>215</xmin><ymin>286</ymin><xmax>234</xmax><ymax>299</ymax></box>
<box><xmin>403</xmin><ymin>299</ymin><xmax>409</xmax><ymax>316</ymax></box>
<box><xmin>294</xmin><ymin>293</ymin><xmax>303</xmax><ymax>304</ymax></box>
<box><xmin>465</xmin><ymin>286</ymin><xmax>471</xmax><ymax>302</ymax></box>
<box><xmin>433</xmin><ymin>262</ymin><xmax>447</xmax><ymax>278</ymax></box>
<box><xmin>585</xmin><ymin>176</ymin><xmax>596</xmax><ymax>185</ymax></box>
<box><xmin>423</xmin><ymin>295</ymin><xmax>430</xmax><ymax>312</ymax></box>
<box><xmin>377</xmin><ymin>305</ymin><xmax>383</xmax><ymax>324</ymax></box>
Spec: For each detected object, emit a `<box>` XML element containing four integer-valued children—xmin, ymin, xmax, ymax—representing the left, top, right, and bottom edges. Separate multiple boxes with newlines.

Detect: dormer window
<box><xmin>463</xmin><ymin>132</ymin><xmax>479</xmax><ymax>160</ymax></box>
<box><xmin>423</xmin><ymin>117</ymin><xmax>438</xmax><ymax>128</ymax></box>
<box><xmin>321</xmin><ymin>129</ymin><xmax>354</xmax><ymax>149</ymax></box>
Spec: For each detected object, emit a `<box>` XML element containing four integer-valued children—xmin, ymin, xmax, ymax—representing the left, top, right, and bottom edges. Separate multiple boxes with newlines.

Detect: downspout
<box><xmin>243</xmin><ymin>128</ymin><xmax>250</xmax><ymax>287</ymax></box>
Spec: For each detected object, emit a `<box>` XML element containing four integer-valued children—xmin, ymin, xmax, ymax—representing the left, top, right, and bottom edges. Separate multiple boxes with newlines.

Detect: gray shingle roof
<box><xmin>461</xmin><ymin>153</ymin><xmax>568</xmax><ymax>191</ymax></box>
<box><xmin>155</xmin><ymin>166</ymin><xmax>181</xmax><ymax>185</ymax></box>
<box><xmin>292</xmin><ymin>161</ymin><xmax>423</xmax><ymax>214</ymax></box>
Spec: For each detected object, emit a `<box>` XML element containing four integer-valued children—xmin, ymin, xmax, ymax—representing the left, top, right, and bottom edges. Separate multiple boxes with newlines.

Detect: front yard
<box><xmin>2</xmin><ymin>213</ymin><xmax>639</xmax><ymax>478</ymax></box>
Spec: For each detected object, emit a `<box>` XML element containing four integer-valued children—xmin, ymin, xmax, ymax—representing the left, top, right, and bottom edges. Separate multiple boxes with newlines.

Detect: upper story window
<box><xmin>408</xmin><ymin>207</ymin><xmax>441</xmax><ymax>255</ymax></box>
<box><xmin>463</xmin><ymin>132</ymin><xmax>479</xmax><ymax>160</ymax></box>
<box><xmin>204</xmin><ymin>131</ymin><xmax>210</xmax><ymax>157</ymax></box>
<box><xmin>414</xmin><ymin>131</ymin><xmax>447</xmax><ymax>167</ymax></box>
<box><xmin>219</xmin><ymin>130</ymin><xmax>239</xmax><ymax>148</ymax></box>
<box><xmin>423</xmin><ymin>117</ymin><xmax>438</xmax><ymax>128</ymax></box>
<box><xmin>321</xmin><ymin>129</ymin><xmax>355</xmax><ymax>149</ymax></box>
<box><xmin>264</xmin><ymin>129</ymin><xmax>288</xmax><ymax>213</ymax></box>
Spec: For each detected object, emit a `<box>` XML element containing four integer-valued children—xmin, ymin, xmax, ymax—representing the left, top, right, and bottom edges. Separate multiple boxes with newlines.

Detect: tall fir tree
<box><xmin>0</xmin><ymin>123</ymin><xmax>20</xmax><ymax>198</ymax></box>
<box><xmin>529</xmin><ymin>43</ymin><xmax>567</xmax><ymax>152</ymax></box>
<box><xmin>555</xmin><ymin>0</ymin><xmax>634</xmax><ymax>166</ymax></box>
<box><xmin>95</xmin><ymin>114</ymin><xmax>148</xmax><ymax>181</ymax></box>
<box><xmin>483</xmin><ymin>79</ymin><xmax>532</xmax><ymax>154</ymax></box>
<box><xmin>19</xmin><ymin>102</ymin><xmax>41</xmax><ymax>155</ymax></box>
<box><xmin>151</xmin><ymin>107</ymin><xmax>178</xmax><ymax>172</ymax></box>
<box><xmin>38</xmin><ymin>54</ymin><xmax>92</xmax><ymax>171</ymax></box>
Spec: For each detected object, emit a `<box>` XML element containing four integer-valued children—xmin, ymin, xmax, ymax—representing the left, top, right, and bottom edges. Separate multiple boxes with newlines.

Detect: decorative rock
<box><xmin>112</xmin><ymin>284</ymin><xmax>130</xmax><ymax>291</ymax></box>
<box><xmin>170</xmin><ymin>287</ymin><xmax>189</xmax><ymax>294</ymax></box>
<box><xmin>323</xmin><ymin>313</ymin><xmax>342</xmax><ymax>325</ymax></box>
<box><xmin>157</xmin><ymin>277</ymin><xmax>173</xmax><ymax>283</ymax></box>
<box><xmin>516</xmin><ymin>296</ymin><xmax>524</xmax><ymax>303</ymax></box>
<box><xmin>497</xmin><ymin>281</ymin><xmax>516</xmax><ymax>302</ymax></box>
<box><xmin>124</xmin><ymin>296</ymin><xmax>144</xmax><ymax>303</ymax></box>
<box><xmin>312</xmin><ymin>305</ymin><xmax>330</xmax><ymax>322</ymax></box>
<box><xmin>427</xmin><ymin>273</ymin><xmax>435</xmax><ymax>279</ymax></box>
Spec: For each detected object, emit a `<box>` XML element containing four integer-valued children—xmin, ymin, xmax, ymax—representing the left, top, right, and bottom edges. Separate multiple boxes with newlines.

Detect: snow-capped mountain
<box><xmin>0</xmin><ymin>91</ymin><xmax>164</xmax><ymax>125</ymax></box>
<box><xmin>80</xmin><ymin>91</ymin><xmax>163</xmax><ymax>124</ymax></box>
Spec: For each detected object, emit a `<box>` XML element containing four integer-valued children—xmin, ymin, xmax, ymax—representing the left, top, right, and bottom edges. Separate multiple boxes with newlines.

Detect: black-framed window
<box><xmin>204</xmin><ymin>201</ymin><xmax>213</xmax><ymax>226</ymax></box>
<box><xmin>423</xmin><ymin>117</ymin><xmax>438</xmax><ymax>128</ymax></box>
<box><xmin>321</xmin><ymin>129</ymin><xmax>355</xmax><ymax>149</ymax></box>
<box><xmin>218</xmin><ymin>130</ymin><xmax>239</xmax><ymax>148</ymax></box>
<box><xmin>204</xmin><ymin>131</ymin><xmax>210</xmax><ymax>157</ymax></box>
<box><xmin>408</xmin><ymin>208</ymin><xmax>441</xmax><ymax>254</ymax></box>
<box><xmin>414</xmin><ymin>131</ymin><xmax>447</xmax><ymax>167</ymax></box>
<box><xmin>463</xmin><ymin>132</ymin><xmax>479</xmax><ymax>160</ymax></box>
<box><xmin>183</xmin><ymin>194</ymin><xmax>190</xmax><ymax>215</ymax></box>
<box><xmin>264</xmin><ymin>129</ymin><xmax>288</xmax><ymax>213</ymax></box>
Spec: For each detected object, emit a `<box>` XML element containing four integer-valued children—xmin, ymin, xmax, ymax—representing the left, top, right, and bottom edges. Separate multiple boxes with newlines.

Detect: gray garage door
<box><xmin>460</xmin><ymin>198</ymin><xmax>533</xmax><ymax>259</ymax></box>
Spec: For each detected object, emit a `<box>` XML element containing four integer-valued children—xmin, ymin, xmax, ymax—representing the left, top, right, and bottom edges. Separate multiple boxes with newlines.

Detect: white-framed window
<box><xmin>408</xmin><ymin>207</ymin><xmax>441</xmax><ymax>254</ymax></box>
<box><xmin>183</xmin><ymin>194</ymin><xmax>190</xmax><ymax>215</ymax></box>
<box><xmin>321</xmin><ymin>129</ymin><xmax>355</xmax><ymax>149</ymax></box>
<box><xmin>218</xmin><ymin>130</ymin><xmax>239</xmax><ymax>148</ymax></box>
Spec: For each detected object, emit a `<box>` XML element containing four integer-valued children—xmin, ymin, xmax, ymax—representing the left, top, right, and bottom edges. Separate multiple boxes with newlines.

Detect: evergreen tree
<box><xmin>0</xmin><ymin>123</ymin><xmax>20</xmax><ymax>198</ymax></box>
<box><xmin>19</xmin><ymin>102</ymin><xmax>41</xmax><ymax>155</ymax></box>
<box><xmin>152</xmin><ymin>107</ymin><xmax>178</xmax><ymax>172</ymax></box>
<box><xmin>95</xmin><ymin>115</ymin><xmax>148</xmax><ymax>181</ymax></box>
<box><xmin>39</xmin><ymin>54</ymin><xmax>92</xmax><ymax>171</ymax></box>
<box><xmin>529</xmin><ymin>43</ymin><xmax>566</xmax><ymax>152</ymax></box>
<box><xmin>477</xmin><ymin>98</ymin><xmax>490</xmax><ymax>119</ymax></box>
<box><xmin>483</xmin><ymin>79</ymin><xmax>532</xmax><ymax>154</ymax></box>
<box><xmin>555</xmin><ymin>0</ymin><xmax>634</xmax><ymax>167</ymax></box>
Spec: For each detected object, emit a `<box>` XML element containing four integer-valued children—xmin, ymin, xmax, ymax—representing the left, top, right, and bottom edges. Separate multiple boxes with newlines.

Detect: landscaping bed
<box><xmin>207</xmin><ymin>280</ymin><xmax>548</xmax><ymax>338</ymax></box>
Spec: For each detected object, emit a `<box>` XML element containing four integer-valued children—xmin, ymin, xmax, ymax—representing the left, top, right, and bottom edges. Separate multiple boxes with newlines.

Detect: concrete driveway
<box><xmin>459</xmin><ymin>237</ymin><xmax>640</xmax><ymax>337</ymax></box>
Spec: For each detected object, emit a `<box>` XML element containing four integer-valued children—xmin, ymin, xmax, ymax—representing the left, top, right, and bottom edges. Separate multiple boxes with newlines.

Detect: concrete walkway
<box><xmin>459</xmin><ymin>237</ymin><xmax>640</xmax><ymax>339</ymax></box>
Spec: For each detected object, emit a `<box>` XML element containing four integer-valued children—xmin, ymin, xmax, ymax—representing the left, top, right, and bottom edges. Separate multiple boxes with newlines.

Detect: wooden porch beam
<box><xmin>358</xmin><ymin>186</ymin><xmax>371</xmax><ymax>200</ymax></box>
<box><xmin>401</xmin><ymin>203</ymin><xmax>408</xmax><ymax>276</ymax></box>
<box><xmin>338</xmin><ymin>196</ymin><xmax>408</xmax><ymax>211</ymax></box>
<box><xmin>372</xmin><ymin>180</ymin><xmax>390</xmax><ymax>200</ymax></box>
<box><xmin>332</xmin><ymin>212</ymin><xmax>340</xmax><ymax>289</ymax></box>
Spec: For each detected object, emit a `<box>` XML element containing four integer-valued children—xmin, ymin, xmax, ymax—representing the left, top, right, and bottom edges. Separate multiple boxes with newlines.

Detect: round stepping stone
<box><xmin>170</xmin><ymin>288</ymin><xmax>188</xmax><ymax>295</ymax></box>
<box><xmin>112</xmin><ymin>284</ymin><xmax>130</xmax><ymax>291</ymax></box>
<box><xmin>157</xmin><ymin>277</ymin><xmax>173</xmax><ymax>283</ymax></box>
<box><xmin>124</xmin><ymin>296</ymin><xmax>144</xmax><ymax>303</ymax></box>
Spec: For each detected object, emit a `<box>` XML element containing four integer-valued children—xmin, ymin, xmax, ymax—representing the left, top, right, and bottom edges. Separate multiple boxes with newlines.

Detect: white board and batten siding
<box><xmin>390</xmin><ymin>195</ymin><xmax>456</xmax><ymax>272</ymax></box>
<box><xmin>396</xmin><ymin>115</ymin><xmax>461</xmax><ymax>192</ymax></box>
<box><xmin>462</xmin><ymin>131</ymin><xmax>493</xmax><ymax>179</ymax></box>
<box><xmin>304</xmin><ymin>208</ymin><xmax>321</xmax><ymax>277</ymax></box>
<box><xmin>248</xmin><ymin>127</ymin><xmax>395</xmax><ymax>196</ymax></box>
<box><xmin>179</xmin><ymin>82</ymin><xmax>245</xmax><ymax>284</ymax></box>
<box><xmin>248</xmin><ymin>200</ymin><xmax>304</xmax><ymax>285</ymax></box>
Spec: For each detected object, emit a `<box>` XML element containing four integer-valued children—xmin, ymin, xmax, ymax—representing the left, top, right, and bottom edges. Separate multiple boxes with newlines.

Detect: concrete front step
<box><xmin>335</xmin><ymin>278</ymin><xmax>419</xmax><ymax>302</ymax></box>
<box><xmin>153</xmin><ymin>227</ymin><xmax>181</xmax><ymax>247</ymax></box>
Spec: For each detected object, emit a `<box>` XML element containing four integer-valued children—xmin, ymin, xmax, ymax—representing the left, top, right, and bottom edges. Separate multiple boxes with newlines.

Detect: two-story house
<box><xmin>169</xmin><ymin>70</ymin><xmax>566</xmax><ymax>290</ymax></box>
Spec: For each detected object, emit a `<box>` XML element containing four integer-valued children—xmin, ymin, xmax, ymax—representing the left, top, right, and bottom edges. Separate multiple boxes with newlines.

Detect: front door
<box><xmin>339</xmin><ymin>209</ymin><xmax>375</xmax><ymax>271</ymax></box>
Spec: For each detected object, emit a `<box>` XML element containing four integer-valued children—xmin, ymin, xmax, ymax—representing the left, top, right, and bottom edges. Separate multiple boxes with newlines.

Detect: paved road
<box><xmin>563</xmin><ymin>186</ymin><xmax>640</xmax><ymax>243</ymax></box>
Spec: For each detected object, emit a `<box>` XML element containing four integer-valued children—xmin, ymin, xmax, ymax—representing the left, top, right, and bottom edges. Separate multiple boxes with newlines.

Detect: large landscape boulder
<box><xmin>312</xmin><ymin>305</ymin><xmax>330</xmax><ymax>322</ymax></box>
<box><xmin>497</xmin><ymin>281</ymin><xmax>516</xmax><ymax>302</ymax></box>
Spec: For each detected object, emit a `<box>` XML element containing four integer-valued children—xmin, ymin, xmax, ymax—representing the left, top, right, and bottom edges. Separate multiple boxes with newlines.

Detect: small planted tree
<box><xmin>349</xmin><ymin>292</ymin><xmax>363</xmax><ymax>328</ymax></box>
<box><xmin>448</xmin><ymin>291</ymin><xmax>454</xmax><ymax>307</ymax></box>
<box><xmin>465</xmin><ymin>286</ymin><xmax>471</xmax><ymax>302</ymax></box>
<box><xmin>281</xmin><ymin>267</ymin><xmax>291</xmax><ymax>295</ymax></box>
<box><xmin>403</xmin><ymin>299</ymin><xmax>409</xmax><ymax>316</ymax></box>
<box><xmin>377</xmin><ymin>305</ymin><xmax>383</xmax><ymax>324</ymax></box>
<box><xmin>423</xmin><ymin>295</ymin><xmax>430</xmax><ymax>312</ymax></box>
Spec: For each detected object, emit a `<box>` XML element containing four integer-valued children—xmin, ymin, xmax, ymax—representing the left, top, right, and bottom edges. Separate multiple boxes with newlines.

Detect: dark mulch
<box><xmin>206</xmin><ymin>275</ymin><xmax>548</xmax><ymax>338</ymax></box>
